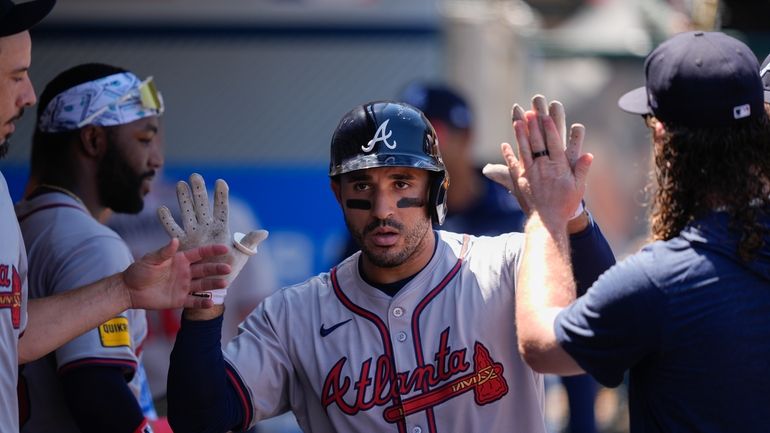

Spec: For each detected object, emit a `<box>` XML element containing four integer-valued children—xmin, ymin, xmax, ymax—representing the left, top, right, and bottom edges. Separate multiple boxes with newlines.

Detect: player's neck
<box><xmin>38</xmin><ymin>179</ymin><xmax>106</xmax><ymax>220</ymax></box>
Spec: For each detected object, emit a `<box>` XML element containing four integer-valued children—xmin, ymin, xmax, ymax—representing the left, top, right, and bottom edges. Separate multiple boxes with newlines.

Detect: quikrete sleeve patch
<box><xmin>98</xmin><ymin>317</ymin><xmax>131</xmax><ymax>348</ymax></box>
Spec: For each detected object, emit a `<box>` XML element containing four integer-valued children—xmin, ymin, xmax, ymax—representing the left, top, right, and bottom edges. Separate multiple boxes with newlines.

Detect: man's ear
<box><xmin>652</xmin><ymin>118</ymin><xmax>666</xmax><ymax>139</ymax></box>
<box><xmin>330</xmin><ymin>178</ymin><xmax>342</xmax><ymax>205</ymax></box>
<box><xmin>79</xmin><ymin>125</ymin><xmax>108</xmax><ymax>158</ymax></box>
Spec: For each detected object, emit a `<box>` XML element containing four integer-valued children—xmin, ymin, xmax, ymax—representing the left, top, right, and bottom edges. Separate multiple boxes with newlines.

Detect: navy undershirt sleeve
<box><xmin>60</xmin><ymin>365</ymin><xmax>145</xmax><ymax>433</ymax></box>
<box><xmin>167</xmin><ymin>315</ymin><xmax>244</xmax><ymax>433</ymax></box>
<box><xmin>569</xmin><ymin>215</ymin><xmax>616</xmax><ymax>297</ymax></box>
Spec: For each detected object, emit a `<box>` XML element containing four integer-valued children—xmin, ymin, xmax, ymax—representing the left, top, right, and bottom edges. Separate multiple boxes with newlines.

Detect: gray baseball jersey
<box><xmin>0</xmin><ymin>173</ymin><xmax>28</xmax><ymax>433</ymax></box>
<box><xmin>224</xmin><ymin>230</ymin><xmax>547</xmax><ymax>433</ymax></box>
<box><xmin>15</xmin><ymin>192</ymin><xmax>148</xmax><ymax>433</ymax></box>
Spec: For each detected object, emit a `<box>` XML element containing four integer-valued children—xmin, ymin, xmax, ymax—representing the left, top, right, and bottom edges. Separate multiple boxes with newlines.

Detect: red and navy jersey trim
<box><xmin>17</xmin><ymin>203</ymin><xmax>87</xmax><ymax>223</ymax></box>
<box><xmin>58</xmin><ymin>357</ymin><xmax>137</xmax><ymax>377</ymax></box>
<box><xmin>225</xmin><ymin>360</ymin><xmax>254</xmax><ymax>431</ymax></box>
<box><xmin>330</xmin><ymin>268</ymin><xmax>407</xmax><ymax>433</ymax></box>
<box><xmin>410</xmin><ymin>235</ymin><xmax>469</xmax><ymax>433</ymax></box>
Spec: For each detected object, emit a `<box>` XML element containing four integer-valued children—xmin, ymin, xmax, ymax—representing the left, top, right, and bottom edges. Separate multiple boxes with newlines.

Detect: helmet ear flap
<box><xmin>429</xmin><ymin>171</ymin><xmax>449</xmax><ymax>225</ymax></box>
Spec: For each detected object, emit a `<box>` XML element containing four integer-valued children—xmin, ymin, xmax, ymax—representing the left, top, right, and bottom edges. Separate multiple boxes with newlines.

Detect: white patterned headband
<box><xmin>37</xmin><ymin>72</ymin><xmax>164</xmax><ymax>133</ymax></box>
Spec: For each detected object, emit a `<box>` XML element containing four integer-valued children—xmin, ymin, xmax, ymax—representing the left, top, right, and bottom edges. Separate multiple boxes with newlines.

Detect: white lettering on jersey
<box><xmin>362</xmin><ymin>119</ymin><xmax>397</xmax><ymax>152</ymax></box>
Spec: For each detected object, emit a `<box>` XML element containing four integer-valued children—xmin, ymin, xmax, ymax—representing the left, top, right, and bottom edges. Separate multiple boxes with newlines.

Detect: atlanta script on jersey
<box><xmin>223</xmin><ymin>231</ymin><xmax>547</xmax><ymax>433</ymax></box>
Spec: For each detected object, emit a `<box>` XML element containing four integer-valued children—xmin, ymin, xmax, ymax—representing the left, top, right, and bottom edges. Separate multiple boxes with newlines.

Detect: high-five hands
<box><xmin>158</xmin><ymin>173</ymin><xmax>269</xmax><ymax>305</ymax></box>
<box><xmin>122</xmin><ymin>238</ymin><xmax>231</xmax><ymax>310</ymax></box>
<box><xmin>486</xmin><ymin>94</ymin><xmax>592</xmax><ymax>227</ymax></box>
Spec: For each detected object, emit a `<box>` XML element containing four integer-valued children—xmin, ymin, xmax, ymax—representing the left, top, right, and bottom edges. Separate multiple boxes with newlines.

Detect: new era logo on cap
<box><xmin>618</xmin><ymin>31</ymin><xmax>763</xmax><ymax>128</ymax></box>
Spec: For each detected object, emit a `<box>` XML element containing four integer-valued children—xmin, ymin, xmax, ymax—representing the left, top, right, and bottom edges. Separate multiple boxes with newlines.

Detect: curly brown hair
<box><xmin>649</xmin><ymin>114</ymin><xmax>770</xmax><ymax>261</ymax></box>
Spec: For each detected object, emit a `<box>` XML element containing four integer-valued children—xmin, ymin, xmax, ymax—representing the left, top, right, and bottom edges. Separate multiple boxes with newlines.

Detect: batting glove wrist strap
<box><xmin>191</xmin><ymin>289</ymin><xmax>227</xmax><ymax>305</ymax></box>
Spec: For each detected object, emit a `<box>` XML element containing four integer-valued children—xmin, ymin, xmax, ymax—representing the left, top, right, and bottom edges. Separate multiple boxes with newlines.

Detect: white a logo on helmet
<box><xmin>362</xmin><ymin>119</ymin><xmax>397</xmax><ymax>152</ymax></box>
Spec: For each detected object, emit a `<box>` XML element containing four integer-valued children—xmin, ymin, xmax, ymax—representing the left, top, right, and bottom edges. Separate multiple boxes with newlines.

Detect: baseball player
<box><xmin>0</xmin><ymin>3</ymin><xmax>232</xmax><ymax>431</ymax></box>
<box><xmin>15</xmin><ymin>63</ymin><xmax>168</xmax><ymax>432</ymax></box>
<box><xmin>164</xmin><ymin>101</ymin><xmax>615</xmax><ymax>432</ymax></box>
<box><xmin>510</xmin><ymin>32</ymin><xmax>770</xmax><ymax>432</ymax></box>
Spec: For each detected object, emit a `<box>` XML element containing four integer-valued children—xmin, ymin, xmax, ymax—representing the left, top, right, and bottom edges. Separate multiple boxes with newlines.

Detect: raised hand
<box><xmin>483</xmin><ymin>94</ymin><xmax>588</xmax><ymax>221</ymax></box>
<box><xmin>122</xmin><ymin>238</ymin><xmax>231</xmax><ymax>310</ymax></box>
<box><xmin>157</xmin><ymin>173</ymin><xmax>269</xmax><ymax>304</ymax></box>
<box><xmin>503</xmin><ymin>101</ymin><xmax>592</xmax><ymax>226</ymax></box>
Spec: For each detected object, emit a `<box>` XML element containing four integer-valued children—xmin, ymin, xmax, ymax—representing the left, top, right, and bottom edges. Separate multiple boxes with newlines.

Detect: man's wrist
<box><xmin>567</xmin><ymin>208</ymin><xmax>590</xmax><ymax>234</ymax></box>
<box><xmin>527</xmin><ymin>211</ymin><xmax>568</xmax><ymax>234</ymax></box>
<box><xmin>114</xmin><ymin>272</ymin><xmax>134</xmax><ymax>311</ymax></box>
<box><xmin>184</xmin><ymin>305</ymin><xmax>225</xmax><ymax>321</ymax></box>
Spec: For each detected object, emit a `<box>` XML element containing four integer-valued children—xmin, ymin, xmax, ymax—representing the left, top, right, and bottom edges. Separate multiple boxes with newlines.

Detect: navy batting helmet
<box><xmin>329</xmin><ymin>101</ymin><xmax>449</xmax><ymax>225</ymax></box>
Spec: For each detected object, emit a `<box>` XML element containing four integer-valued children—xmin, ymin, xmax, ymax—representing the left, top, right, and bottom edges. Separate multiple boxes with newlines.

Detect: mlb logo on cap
<box><xmin>618</xmin><ymin>31</ymin><xmax>763</xmax><ymax>128</ymax></box>
<box><xmin>733</xmin><ymin>104</ymin><xmax>751</xmax><ymax>120</ymax></box>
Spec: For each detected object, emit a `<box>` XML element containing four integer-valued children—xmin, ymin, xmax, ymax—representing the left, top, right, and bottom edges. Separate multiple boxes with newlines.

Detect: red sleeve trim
<box><xmin>58</xmin><ymin>357</ymin><xmax>137</xmax><ymax>377</ymax></box>
<box><xmin>225</xmin><ymin>361</ymin><xmax>253</xmax><ymax>431</ymax></box>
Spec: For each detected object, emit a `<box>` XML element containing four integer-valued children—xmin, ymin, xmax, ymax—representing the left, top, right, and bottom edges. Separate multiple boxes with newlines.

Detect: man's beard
<box><xmin>96</xmin><ymin>144</ymin><xmax>153</xmax><ymax>214</ymax></box>
<box><xmin>0</xmin><ymin>108</ymin><xmax>24</xmax><ymax>159</ymax></box>
<box><xmin>347</xmin><ymin>215</ymin><xmax>431</xmax><ymax>268</ymax></box>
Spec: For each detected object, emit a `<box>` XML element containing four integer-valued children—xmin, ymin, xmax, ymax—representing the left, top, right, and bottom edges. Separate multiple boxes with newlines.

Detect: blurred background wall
<box><xmin>3</xmin><ymin>2</ymin><xmax>770</xmax><ymax>429</ymax></box>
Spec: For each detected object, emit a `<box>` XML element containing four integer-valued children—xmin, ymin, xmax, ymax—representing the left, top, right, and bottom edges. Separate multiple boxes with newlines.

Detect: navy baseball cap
<box><xmin>618</xmin><ymin>31</ymin><xmax>763</xmax><ymax>127</ymax></box>
<box><xmin>0</xmin><ymin>0</ymin><xmax>55</xmax><ymax>37</ymax></box>
<box><xmin>760</xmin><ymin>53</ymin><xmax>770</xmax><ymax>103</ymax></box>
<box><xmin>399</xmin><ymin>82</ymin><xmax>472</xmax><ymax>130</ymax></box>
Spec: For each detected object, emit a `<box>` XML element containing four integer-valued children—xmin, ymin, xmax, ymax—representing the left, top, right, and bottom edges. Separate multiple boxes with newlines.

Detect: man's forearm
<box><xmin>517</xmin><ymin>213</ymin><xmax>575</xmax><ymax>323</ymax></box>
<box><xmin>516</xmin><ymin>212</ymin><xmax>581</xmax><ymax>374</ymax></box>
<box><xmin>168</xmin><ymin>315</ymin><xmax>243</xmax><ymax>433</ymax></box>
<box><xmin>19</xmin><ymin>273</ymin><xmax>131</xmax><ymax>363</ymax></box>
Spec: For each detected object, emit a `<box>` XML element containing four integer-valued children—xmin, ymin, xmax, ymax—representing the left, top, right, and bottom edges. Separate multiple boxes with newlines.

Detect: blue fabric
<box><xmin>556</xmin><ymin>211</ymin><xmax>770</xmax><ymax>432</ymax></box>
<box><xmin>60</xmin><ymin>365</ymin><xmax>145</xmax><ymax>433</ymax></box>
<box><xmin>569</xmin><ymin>213</ymin><xmax>616</xmax><ymax>298</ymax></box>
<box><xmin>167</xmin><ymin>315</ymin><xmax>243</xmax><ymax>433</ymax></box>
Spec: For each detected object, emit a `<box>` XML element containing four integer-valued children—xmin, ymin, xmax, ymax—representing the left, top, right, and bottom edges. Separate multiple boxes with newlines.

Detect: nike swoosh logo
<box><xmin>320</xmin><ymin>319</ymin><xmax>352</xmax><ymax>337</ymax></box>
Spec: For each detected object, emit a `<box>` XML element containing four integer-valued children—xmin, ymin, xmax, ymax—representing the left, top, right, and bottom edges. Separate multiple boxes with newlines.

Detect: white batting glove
<box><xmin>157</xmin><ymin>173</ymin><xmax>269</xmax><ymax>304</ymax></box>
<box><xmin>484</xmin><ymin>94</ymin><xmax>586</xmax><ymax>220</ymax></box>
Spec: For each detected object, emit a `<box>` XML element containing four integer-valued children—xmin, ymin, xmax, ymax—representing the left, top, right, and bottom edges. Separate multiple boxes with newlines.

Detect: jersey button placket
<box><xmin>412</xmin><ymin>426</ymin><xmax>422</xmax><ymax>433</ymax></box>
<box><xmin>392</xmin><ymin>307</ymin><xmax>408</xmax><ymax>343</ymax></box>
<box><xmin>388</xmin><ymin>303</ymin><xmax>410</xmax><ymax>397</ymax></box>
